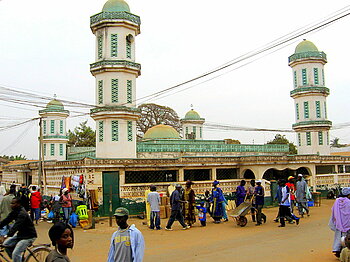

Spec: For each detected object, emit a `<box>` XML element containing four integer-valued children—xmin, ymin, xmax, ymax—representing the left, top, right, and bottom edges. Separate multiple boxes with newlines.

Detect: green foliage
<box><xmin>224</xmin><ymin>139</ymin><xmax>241</xmax><ymax>144</ymax></box>
<box><xmin>267</xmin><ymin>134</ymin><xmax>297</xmax><ymax>155</ymax></box>
<box><xmin>0</xmin><ymin>154</ymin><xmax>27</xmax><ymax>161</ymax></box>
<box><xmin>136</xmin><ymin>103</ymin><xmax>182</xmax><ymax>139</ymax></box>
<box><xmin>331</xmin><ymin>137</ymin><xmax>347</xmax><ymax>148</ymax></box>
<box><xmin>68</xmin><ymin>121</ymin><xmax>96</xmax><ymax>147</ymax></box>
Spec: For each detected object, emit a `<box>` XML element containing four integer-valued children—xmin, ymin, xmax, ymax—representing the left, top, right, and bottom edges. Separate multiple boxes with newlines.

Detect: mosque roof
<box><xmin>46</xmin><ymin>99</ymin><xmax>64</xmax><ymax>110</ymax></box>
<box><xmin>184</xmin><ymin>109</ymin><xmax>201</xmax><ymax>120</ymax></box>
<box><xmin>143</xmin><ymin>124</ymin><xmax>181</xmax><ymax>140</ymax></box>
<box><xmin>295</xmin><ymin>40</ymin><xmax>319</xmax><ymax>53</ymax></box>
<box><xmin>102</xmin><ymin>0</ymin><xmax>130</xmax><ymax>12</ymax></box>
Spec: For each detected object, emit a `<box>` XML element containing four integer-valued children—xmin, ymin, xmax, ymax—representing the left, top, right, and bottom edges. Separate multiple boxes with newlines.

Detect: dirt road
<box><xmin>34</xmin><ymin>199</ymin><xmax>338</xmax><ymax>262</ymax></box>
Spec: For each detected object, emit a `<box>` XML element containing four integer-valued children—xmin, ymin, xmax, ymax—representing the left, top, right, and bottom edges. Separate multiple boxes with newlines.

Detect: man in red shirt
<box><xmin>286</xmin><ymin>176</ymin><xmax>296</xmax><ymax>213</ymax></box>
<box><xmin>30</xmin><ymin>186</ymin><xmax>42</xmax><ymax>224</ymax></box>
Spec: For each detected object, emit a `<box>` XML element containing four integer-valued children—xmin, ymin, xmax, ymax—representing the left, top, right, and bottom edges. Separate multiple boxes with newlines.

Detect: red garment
<box><xmin>30</xmin><ymin>191</ymin><xmax>42</xmax><ymax>209</ymax></box>
<box><xmin>61</xmin><ymin>193</ymin><xmax>72</xmax><ymax>208</ymax></box>
<box><xmin>286</xmin><ymin>182</ymin><xmax>296</xmax><ymax>201</ymax></box>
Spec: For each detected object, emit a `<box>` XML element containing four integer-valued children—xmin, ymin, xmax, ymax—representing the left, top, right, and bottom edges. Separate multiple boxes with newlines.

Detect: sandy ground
<box><xmin>33</xmin><ymin>199</ymin><xmax>339</xmax><ymax>262</ymax></box>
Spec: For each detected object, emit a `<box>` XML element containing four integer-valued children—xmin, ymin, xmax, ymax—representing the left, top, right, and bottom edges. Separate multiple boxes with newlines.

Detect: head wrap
<box><xmin>342</xmin><ymin>187</ymin><xmax>350</xmax><ymax>196</ymax></box>
<box><xmin>213</xmin><ymin>180</ymin><xmax>220</xmax><ymax>186</ymax></box>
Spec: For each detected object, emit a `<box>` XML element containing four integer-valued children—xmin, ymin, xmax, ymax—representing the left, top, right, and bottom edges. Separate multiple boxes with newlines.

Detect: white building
<box><xmin>39</xmin><ymin>99</ymin><xmax>69</xmax><ymax>161</ymax></box>
<box><xmin>289</xmin><ymin>40</ymin><xmax>332</xmax><ymax>155</ymax></box>
<box><xmin>90</xmin><ymin>0</ymin><xmax>141</xmax><ymax>158</ymax></box>
<box><xmin>181</xmin><ymin>109</ymin><xmax>205</xmax><ymax>140</ymax></box>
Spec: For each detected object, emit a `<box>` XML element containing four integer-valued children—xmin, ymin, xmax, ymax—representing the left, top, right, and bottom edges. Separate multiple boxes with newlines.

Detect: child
<box><xmin>340</xmin><ymin>233</ymin><xmax>350</xmax><ymax>262</ymax></box>
<box><xmin>196</xmin><ymin>202</ymin><xmax>207</xmax><ymax>227</ymax></box>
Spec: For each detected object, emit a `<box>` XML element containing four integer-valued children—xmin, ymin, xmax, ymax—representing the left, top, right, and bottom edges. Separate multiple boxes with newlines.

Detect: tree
<box><xmin>330</xmin><ymin>137</ymin><xmax>347</xmax><ymax>148</ymax></box>
<box><xmin>68</xmin><ymin>121</ymin><xmax>96</xmax><ymax>147</ymax></box>
<box><xmin>136</xmin><ymin>103</ymin><xmax>182</xmax><ymax>139</ymax></box>
<box><xmin>0</xmin><ymin>154</ymin><xmax>27</xmax><ymax>161</ymax></box>
<box><xmin>267</xmin><ymin>134</ymin><xmax>297</xmax><ymax>155</ymax></box>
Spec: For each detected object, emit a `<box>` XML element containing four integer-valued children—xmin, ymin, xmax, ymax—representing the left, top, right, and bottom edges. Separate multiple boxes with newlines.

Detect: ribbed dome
<box><xmin>102</xmin><ymin>0</ymin><xmax>130</xmax><ymax>12</ymax></box>
<box><xmin>184</xmin><ymin>109</ymin><xmax>201</xmax><ymax>120</ymax></box>
<box><xmin>46</xmin><ymin>99</ymin><xmax>64</xmax><ymax>110</ymax></box>
<box><xmin>295</xmin><ymin>40</ymin><xmax>318</xmax><ymax>53</ymax></box>
<box><xmin>143</xmin><ymin>124</ymin><xmax>180</xmax><ymax>139</ymax></box>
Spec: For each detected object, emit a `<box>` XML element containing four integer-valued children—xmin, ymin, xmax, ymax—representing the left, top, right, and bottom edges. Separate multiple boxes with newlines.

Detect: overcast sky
<box><xmin>1</xmin><ymin>0</ymin><xmax>350</xmax><ymax>159</ymax></box>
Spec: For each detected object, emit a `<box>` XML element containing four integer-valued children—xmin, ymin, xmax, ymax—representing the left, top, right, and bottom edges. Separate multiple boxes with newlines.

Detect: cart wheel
<box><xmin>238</xmin><ymin>216</ymin><xmax>248</xmax><ymax>227</ymax></box>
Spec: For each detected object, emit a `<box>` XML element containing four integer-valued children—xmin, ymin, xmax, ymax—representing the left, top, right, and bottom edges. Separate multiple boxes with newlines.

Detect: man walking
<box><xmin>30</xmin><ymin>186</ymin><xmax>42</xmax><ymax>224</ymax></box>
<box><xmin>254</xmin><ymin>180</ymin><xmax>265</xmax><ymax>226</ymax></box>
<box><xmin>0</xmin><ymin>187</ymin><xmax>16</xmax><ymax>238</ymax></box>
<box><xmin>107</xmin><ymin>207</ymin><xmax>144</xmax><ymax>262</ymax></box>
<box><xmin>147</xmin><ymin>185</ymin><xmax>161</xmax><ymax>230</ymax></box>
<box><xmin>16</xmin><ymin>184</ymin><xmax>30</xmax><ymax>212</ymax></box>
<box><xmin>278</xmin><ymin>180</ymin><xmax>300</xmax><ymax>227</ymax></box>
<box><xmin>165</xmin><ymin>184</ymin><xmax>190</xmax><ymax>231</ymax></box>
<box><xmin>296</xmin><ymin>174</ymin><xmax>310</xmax><ymax>217</ymax></box>
<box><xmin>0</xmin><ymin>198</ymin><xmax>37</xmax><ymax>262</ymax></box>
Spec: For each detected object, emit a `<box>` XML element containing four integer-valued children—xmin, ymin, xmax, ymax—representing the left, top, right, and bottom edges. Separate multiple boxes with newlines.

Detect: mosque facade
<box><xmin>1</xmin><ymin>0</ymin><xmax>350</xmax><ymax>215</ymax></box>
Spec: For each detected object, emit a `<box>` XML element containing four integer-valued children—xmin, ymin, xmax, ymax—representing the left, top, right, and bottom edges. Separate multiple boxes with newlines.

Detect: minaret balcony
<box><xmin>90</xmin><ymin>60</ymin><xmax>141</xmax><ymax>76</ymax></box>
<box><xmin>90</xmin><ymin>12</ymin><xmax>141</xmax><ymax>27</ymax></box>
<box><xmin>292</xmin><ymin>120</ymin><xmax>332</xmax><ymax>130</ymax></box>
<box><xmin>90</xmin><ymin>105</ymin><xmax>140</xmax><ymax>120</ymax></box>
<box><xmin>42</xmin><ymin>135</ymin><xmax>69</xmax><ymax>140</ymax></box>
<box><xmin>288</xmin><ymin>51</ymin><xmax>327</xmax><ymax>64</ymax></box>
<box><xmin>290</xmin><ymin>86</ymin><xmax>330</xmax><ymax>98</ymax></box>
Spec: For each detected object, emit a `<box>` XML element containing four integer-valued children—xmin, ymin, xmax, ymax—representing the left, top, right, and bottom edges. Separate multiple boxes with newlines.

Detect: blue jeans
<box><xmin>0</xmin><ymin>224</ymin><xmax>12</xmax><ymax>236</ymax></box>
<box><xmin>150</xmin><ymin>211</ymin><xmax>161</xmax><ymax>229</ymax></box>
<box><xmin>62</xmin><ymin>207</ymin><xmax>72</xmax><ymax>224</ymax></box>
<box><xmin>30</xmin><ymin>208</ymin><xmax>41</xmax><ymax>222</ymax></box>
<box><xmin>3</xmin><ymin>236</ymin><xmax>36</xmax><ymax>262</ymax></box>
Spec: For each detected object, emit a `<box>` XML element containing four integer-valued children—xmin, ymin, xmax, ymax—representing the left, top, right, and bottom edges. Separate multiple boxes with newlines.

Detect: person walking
<box><xmin>296</xmin><ymin>174</ymin><xmax>310</xmax><ymax>217</ymax></box>
<box><xmin>196</xmin><ymin>202</ymin><xmax>207</xmax><ymax>227</ymax></box>
<box><xmin>329</xmin><ymin>187</ymin><xmax>350</xmax><ymax>258</ymax></box>
<box><xmin>30</xmin><ymin>186</ymin><xmax>42</xmax><ymax>225</ymax></box>
<box><xmin>286</xmin><ymin>176</ymin><xmax>296</xmax><ymax>213</ymax></box>
<box><xmin>16</xmin><ymin>184</ymin><xmax>30</xmax><ymax>212</ymax></box>
<box><xmin>236</xmin><ymin>180</ymin><xmax>247</xmax><ymax>206</ymax></box>
<box><xmin>278</xmin><ymin>180</ymin><xmax>300</xmax><ymax>227</ymax></box>
<box><xmin>60</xmin><ymin>188</ymin><xmax>73</xmax><ymax>224</ymax></box>
<box><xmin>247</xmin><ymin>180</ymin><xmax>256</xmax><ymax>222</ymax></box>
<box><xmin>182</xmin><ymin>180</ymin><xmax>196</xmax><ymax>227</ymax></box>
<box><xmin>165</xmin><ymin>184</ymin><xmax>190</xmax><ymax>231</ymax></box>
<box><xmin>107</xmin><ymin>207</ymin><xmax>144</xmax><ymax>262</ymax></box>
<box><xmin>0</xmin><ymin>187</ymin><xmax>16</xmax><ymax>238</ymax></box>
<box><xmin>254</xmin><ymin>180</ymin><xmax>265</xmax><ymax>226</ymax></box>
<box><xmin>46</xmin><ymin>222</ymin><xmax>73</xmax><ymax>262</ymax></box>
<box><xmin>0</xmin><ymin>197</ymin><xmax>37</xmax><ymax>262</ymax></box>
<box><xmin>147</xmin><ymin>185</ymin><xmax>161</xmax><ymax>230</ymax></box>
<box><xmin>211</xmin><ymin>180</ymin><xmax>225</xmax><ymax>223</ymax></box>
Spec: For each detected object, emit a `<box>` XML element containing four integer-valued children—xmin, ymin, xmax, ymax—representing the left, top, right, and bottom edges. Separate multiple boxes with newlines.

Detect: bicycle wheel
<box><xmin>24</xmin><ymin>246</ymin><xmax>51</xmax><ymax>262</ymax></box>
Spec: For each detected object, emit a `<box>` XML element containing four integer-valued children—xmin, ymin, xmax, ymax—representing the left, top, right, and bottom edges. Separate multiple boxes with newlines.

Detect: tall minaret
<box><xmin>39</xmin><ymin>98</ymin><xmax>69</xmax><ymax>161</ymax></box>
<box><xmin>289</xmin><ymin>40</ymin><xmax>332</xmax><ymax>155</ymax></box>
<box><xmin>181</xmin><ymin>108</ymin><xmax>205</xmax><ymax>140</ymax></box>
<box><xmin>90</xmin><ymin>0</ymin><xmax>141</xmax><ymax>158</ymax></box>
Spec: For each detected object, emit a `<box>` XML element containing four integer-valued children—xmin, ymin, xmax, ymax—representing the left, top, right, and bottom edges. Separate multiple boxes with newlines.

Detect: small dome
<box><xmin>46</xmin><ymin>99</ymin><xmax>64</xmax><ymax>110</ymax></box>
<box><xmin>295</xmin><ymin>40</ymin><xmax>318</xmax><ymax>53</ymax></box>
<box><xmin>102</xmin><ymin>0</ymin><xmax>130</xmax><ymax>12</ymax></box>
<box><xmin>143</xmin><ymin>124</ymin><xmax>180</xmax><ymax>140</ymax></box>
<box><xmin>184</xmin><ymin>109</ymin><xmax>201</xmax><ymax>120</ymax></box>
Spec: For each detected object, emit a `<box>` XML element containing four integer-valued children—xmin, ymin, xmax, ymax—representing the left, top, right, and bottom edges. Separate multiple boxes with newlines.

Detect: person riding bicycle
<box><xmin>0</xmin><ymin>197</ymin><xmax>37</xmax><ymax>262</ymax></box>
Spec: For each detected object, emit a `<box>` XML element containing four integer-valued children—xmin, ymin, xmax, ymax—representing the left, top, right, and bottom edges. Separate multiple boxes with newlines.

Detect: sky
<box><xmin>1</xmin><ymin>0</ymin><xmax>350</xmax><ymax>159</ymax></box>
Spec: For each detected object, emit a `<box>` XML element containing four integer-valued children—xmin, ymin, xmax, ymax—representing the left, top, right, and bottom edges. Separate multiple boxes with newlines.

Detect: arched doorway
<box><xmin>296</xmin><ymin>167</ymin><xmax>310</xmax><ymax>176</ymax></box>
<box><xmin>243</xmin><ymin>169</ymin><xmax>255</xmax><ymax>179</ymax></box>
<box><xmin>262</xmin><ymin>168</ymin><xmax>294</xmax><ymax>181</ymax></box>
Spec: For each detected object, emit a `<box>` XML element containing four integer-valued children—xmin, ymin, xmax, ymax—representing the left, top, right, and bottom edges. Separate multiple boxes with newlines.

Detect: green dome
<box><xmin>184</xmin><ymin>109</ymin><xmax>201</xmax><ymax>120</ymax></box>
<box><xmin>295</xmin><ymin>40</ymin><xmax>318</xmax><ymax>53</ymax></box>
<box><xmin>46</xmin><ymin>99</ymin><xmax>64</xmax><ymax>110</ymax></box>
<box><xmin>102</xmin><ymin>0</ymin><xmax>130</xmax><ymax>12</ymax></box>
<box><xmin>143</xmin><ymin>125</ymin><xmax>180</xmax><ymax>140</ymax></box>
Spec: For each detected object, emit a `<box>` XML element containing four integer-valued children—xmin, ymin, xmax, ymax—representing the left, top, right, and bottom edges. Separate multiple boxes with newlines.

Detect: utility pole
<box><xmin>38</xmin><ymin>118</ymin><xmax>44</xmax><ymax>194</ymax></box>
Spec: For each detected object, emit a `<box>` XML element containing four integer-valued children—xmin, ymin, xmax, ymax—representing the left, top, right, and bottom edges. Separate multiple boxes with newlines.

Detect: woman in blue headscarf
<box><xmin>210</xmin><ymin>180</ymin><xmax>224</xmax><ymax>223</ymax></box>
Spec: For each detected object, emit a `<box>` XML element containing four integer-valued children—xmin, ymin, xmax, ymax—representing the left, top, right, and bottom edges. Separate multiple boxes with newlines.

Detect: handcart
<box><xmin>230</xmin><ymin>201</ymin><xmax>253</xmax><ymax>227</ymax></box>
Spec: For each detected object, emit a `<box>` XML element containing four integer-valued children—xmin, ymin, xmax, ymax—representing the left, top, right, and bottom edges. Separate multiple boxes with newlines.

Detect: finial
<box><xmin>190</xmin><ymin>104</ymin><xmax>193</xmax><ymax>109</ymax></box>
<box><xmin>53</xmin><ymin>94</ymin><xmax>57</xmax><ymax>99</ymax></box>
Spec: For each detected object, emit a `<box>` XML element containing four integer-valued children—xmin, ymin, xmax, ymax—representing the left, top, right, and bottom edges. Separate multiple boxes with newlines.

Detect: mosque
<box><xmin>2</xmin><ymin>0</ymin><xmax>350</xmax><ymax>215</ymax></box>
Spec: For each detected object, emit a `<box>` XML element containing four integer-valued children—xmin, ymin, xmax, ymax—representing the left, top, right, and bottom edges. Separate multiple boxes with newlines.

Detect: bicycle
<box><xmin>0</xmin><ymin>243</ymin><xmax>51</xmax><ymax>262</ymax></box>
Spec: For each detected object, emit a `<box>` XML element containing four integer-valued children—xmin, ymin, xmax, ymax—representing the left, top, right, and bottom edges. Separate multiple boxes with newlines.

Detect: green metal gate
<box><xmin>102</xmin><ymin>171</ymin><xmax>120</xmax><ymax>217</ymax></box>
